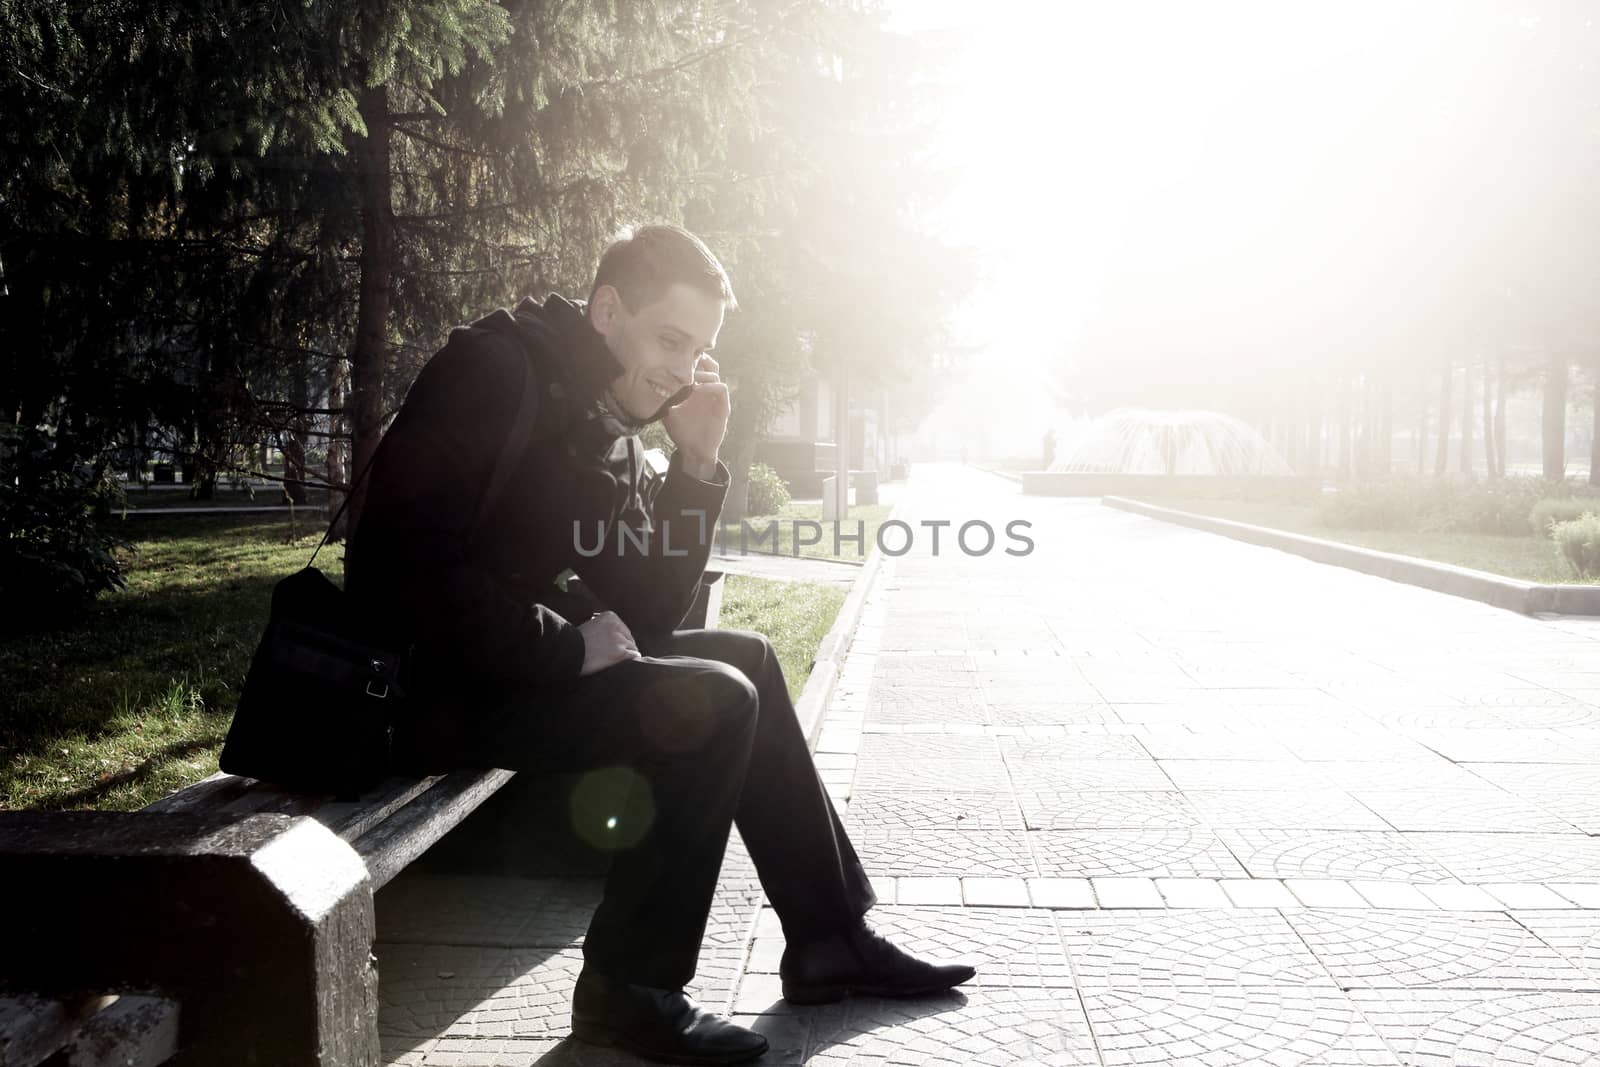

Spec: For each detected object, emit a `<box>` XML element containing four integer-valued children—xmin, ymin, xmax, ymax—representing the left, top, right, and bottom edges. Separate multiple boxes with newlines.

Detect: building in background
<box><xmin>755</xmin><ymin>353</ymin><xmax>966</xmax><ymax>495</ymax></box>
<box><xmin>756</xmin><ymin>377</ymin><xmax>889</xmax><ymax>497</ymax></box>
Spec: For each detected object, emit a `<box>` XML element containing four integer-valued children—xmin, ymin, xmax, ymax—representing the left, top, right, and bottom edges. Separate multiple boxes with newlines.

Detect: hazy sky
<box><xmin>884</xmin><ymin>1</ymin><xmax>1524</xmax><ymax>394</ymax></box>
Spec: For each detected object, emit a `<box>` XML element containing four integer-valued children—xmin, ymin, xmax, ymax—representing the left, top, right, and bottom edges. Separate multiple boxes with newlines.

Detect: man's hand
<box><xmin>577</xmin><ymin>610</ymin><xmax>642</xmax><ymax>676</ymax></box>
<box><xmin>662</xmin><ymin>353</ymin><xmax>729</xmax><ymax>478</ymax></box>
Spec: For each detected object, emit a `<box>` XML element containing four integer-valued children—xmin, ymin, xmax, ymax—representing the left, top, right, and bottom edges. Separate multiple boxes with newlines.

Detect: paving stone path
<box><xmin>379</xmin><ymin>462</ymin><xmax>1600</xmax><ymax>1065</ymax></box>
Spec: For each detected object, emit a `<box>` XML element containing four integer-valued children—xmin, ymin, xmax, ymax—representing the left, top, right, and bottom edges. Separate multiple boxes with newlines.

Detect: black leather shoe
<box><xmin>570</xmin><ymin>968</ymin><xmax>768</xmax><ymax>1065</ymax></box>
<box><xmin>779</xmin><ymin>919</ymin><xmax>978</xmax><ymax>1005</ymax></box>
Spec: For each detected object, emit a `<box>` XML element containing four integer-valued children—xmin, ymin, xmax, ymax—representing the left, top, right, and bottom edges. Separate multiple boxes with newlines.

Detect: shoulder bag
<box><xmin>218</xmin><ymin>352</ymin><xmax>541</xmax><ymax>798</ymax></box>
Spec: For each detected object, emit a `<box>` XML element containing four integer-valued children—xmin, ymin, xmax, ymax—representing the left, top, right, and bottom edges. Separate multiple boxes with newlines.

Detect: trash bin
<box><xmin>854</xmin><ymin>470</ymin><xmax>879</xmax><ymax>505</ymax></box>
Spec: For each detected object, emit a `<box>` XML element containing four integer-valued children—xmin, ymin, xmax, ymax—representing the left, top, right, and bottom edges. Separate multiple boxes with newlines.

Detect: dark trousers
<box><xmin>450</xmin><ymin>627</ymin><xmax>877</xmax><ymax>989</ymax></box>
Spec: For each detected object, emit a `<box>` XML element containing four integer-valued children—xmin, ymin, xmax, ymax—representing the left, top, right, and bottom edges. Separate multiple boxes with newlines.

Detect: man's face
<box><xmin>591</xmin><ymin>281</ymin><xmax>724</xmax><ymax>422</ymax></box>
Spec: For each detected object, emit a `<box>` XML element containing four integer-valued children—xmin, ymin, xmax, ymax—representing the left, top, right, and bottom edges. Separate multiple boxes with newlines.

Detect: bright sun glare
<box><xmin>890</xmin><ymin>0</ymin><xmax>1590</xmax><ymax>450</ymax></box>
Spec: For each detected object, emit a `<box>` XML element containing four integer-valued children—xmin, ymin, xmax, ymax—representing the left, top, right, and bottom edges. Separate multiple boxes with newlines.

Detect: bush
<box><xmin>0</xmin><ymin>425</ymin><xmax>129</xmax><ymax>635</ymax></box>
<box><xmin>1424</xmin><ymin>475</ymin><xmax>1549</xmax><ymax>536</ymax></box>
<box><xmin>744</xmin><ymin>461</ymin><xmax>790</xmax><ymax>516</ymax></box>
<box><xmin>1313</xmin><ymin>480</ymin><xmax>1422</xmax><ymax>531</ymax></box>
<box><xmin>1530</xmin><ymin>497</ymin><xmax>1597</xmax><ymax>539</ymax></box>
<box><xmin>1315</xmin><ymin>475</ymin><xmax>1580</xmax><ymax>537</ymax></box>
<box><xmin>1552</xmin><ymin>513</ymin><xmax>1600</xmax><ymax>580</ymax></box>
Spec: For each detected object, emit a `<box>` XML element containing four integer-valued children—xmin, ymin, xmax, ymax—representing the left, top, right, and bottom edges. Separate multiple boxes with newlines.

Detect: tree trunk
<box><xmin>327</xmin><ymin>355</ymin><xmax>350</xmax><ymax>537</ymax></box>
<box><xmin>833</xmin><ymin>358</ymin><xmax>850</xmax><ymax>514</ymax></box>
<box><xmin>1354</xmin><ymin>374</ymin><xmax>1371</xmax><ymax>479</ymax></box>
<box><xmin>127</xmin><ymin>419</ymin><xmax>146</xmax><ymax>481</ymax></box>
<box><xmin>1415</xmin><ymin>376</ymin><xmax>1427</xmax><ymax>477</ymax></box>
<box><xmin>183</xmin><ymin>423</ymin><xmax>210</xmax><ymax>498</ymax></box>
<box><xmin>283</xmin><ymin>369</ymin><xmax>310</xmax><ymax>505</ymax></box>
<box><xmin>194</xmin><ymin>468</ymin><xmax>218</xmax><ymax>500</ymax></box>
<box><xmin>1482</xmin><ymin>357</ymin><xmax>1498</xmax><ymax>478</ymax></box>
<box><xmin>1494</xmin><ymin>353</ymin><xmax>1508</xmax><ymax>477</ymax></box>
<box><xmin>1378</xmin><ymin>372</ymin><xmax>1393</xmax><ymax>475</ymax></box>
<box><xmin>1434</xmin><ymin>362</ymin><xmax>1452</xmax><ymax>477</ymax></box>
<box><xmin>1283</xmin><ymin>409</ymin><xmax>1297</xmax><ymax>471</ymax></box>
<box><xmin>1459</xmin><ymin>362</ymin><xmax>1474</xmax><ymax>476</ymax></box>
<box><xmin>346</xmin><ymin>81</ymin><xmax>394</xmax><ymax>540</ymax></box>
<box><xmin>1337</xmin><ymin>375</ymin><xmax>1352</xmax><ymax>479</ymax></box>
<box><xmin>1307</xmin><ymin>382</ymin><xmax>1322</xmax><ymax>474</ymax></box>
<box><xmin>1543</xmin><ymin>351</ymin><xmax>1567</xmax><ymax>482</ymax></box>
<box><xmin>722</xmin><ymin>435</ymin><xmax>761</xmax><ymax>527</ymax></box>
<box><xmin>1591</xmin><ymin>352</ymin><xmax>1600</xmax><ymax>487</ymax></box>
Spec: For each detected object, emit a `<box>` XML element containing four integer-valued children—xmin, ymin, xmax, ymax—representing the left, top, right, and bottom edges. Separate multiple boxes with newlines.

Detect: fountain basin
<box><xmin>1026</xmin><ymin>408</ymin><xmax>1306</xmax><ymax>496</ymax></box>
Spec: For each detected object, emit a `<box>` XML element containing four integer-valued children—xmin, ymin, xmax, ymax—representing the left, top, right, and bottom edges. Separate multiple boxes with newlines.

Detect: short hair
<box><xmin>587</xmin><ymin>224</ymin><xmax>738</xmax><ymax>313</ymax></box>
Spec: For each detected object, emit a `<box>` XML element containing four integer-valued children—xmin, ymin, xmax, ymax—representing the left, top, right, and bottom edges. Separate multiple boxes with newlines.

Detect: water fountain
<box><xmin>1025</xmin><ymin>408</ymin><xmax>1307</xmax><ymax>496</ymax></box>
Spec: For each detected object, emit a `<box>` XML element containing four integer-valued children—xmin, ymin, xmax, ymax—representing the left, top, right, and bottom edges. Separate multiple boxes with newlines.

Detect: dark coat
<box><xmin>345</xmin><ymin>293</ymin><xmax>730</xmax><ymax>755</ymax></box>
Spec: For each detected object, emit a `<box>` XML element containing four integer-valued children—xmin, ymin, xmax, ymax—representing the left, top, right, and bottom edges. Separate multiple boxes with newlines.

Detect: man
<box><xmin>346</xmin><ymin>225</ymin><xmax>975</xmax><ymax>1065</ymax></box>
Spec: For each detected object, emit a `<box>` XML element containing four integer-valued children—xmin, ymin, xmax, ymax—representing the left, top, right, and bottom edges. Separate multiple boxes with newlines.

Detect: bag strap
<box><xmin>465</xmin><ymin>348</ymin><xmax>540</xmax><ymax>545</ymax></box>
<box><xmin>307</xmin><ymin>343</ymin><xmax>540</xmax><ymax>570</ymax></box>
<box><xmin>307</xmin><ymin>433</ymin><xmax>388</xmax><ymax>570</ymax></box>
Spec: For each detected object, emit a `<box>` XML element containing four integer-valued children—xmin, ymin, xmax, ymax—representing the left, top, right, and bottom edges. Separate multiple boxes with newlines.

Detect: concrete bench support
<box><xmin>820</xmin><ymin>471</ymin><xmax>879</xmax><ymax>518</ymax></box>
<box><xmin>0</xmin><ymin>812</ymin><xmax>378</xmax><ymax>1067</ymax></box>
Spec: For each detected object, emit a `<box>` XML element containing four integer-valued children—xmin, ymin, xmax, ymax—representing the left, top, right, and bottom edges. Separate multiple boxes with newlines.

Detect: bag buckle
<box><xmin>367</xmin><ymin>659</ymin><xmax>389</xmax><ymax>699</ymax></box>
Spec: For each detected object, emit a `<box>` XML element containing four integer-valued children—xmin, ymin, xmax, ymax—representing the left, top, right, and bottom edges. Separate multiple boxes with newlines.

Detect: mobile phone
<box><xmin>651</xmin><ymin>383</ymin><xmax>695</xmax><ymax>419</ymax></box>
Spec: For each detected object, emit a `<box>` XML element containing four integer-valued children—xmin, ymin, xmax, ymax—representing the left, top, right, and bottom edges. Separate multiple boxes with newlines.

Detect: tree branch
<box><xmin>393</xmin><ymin>123</ymin><xmax>496</xmax><ymax>158</ymax></box>
<box><xmin>393</xmin><ymin>201</ymin><xmax>522</xmax><ymax>224</ymax></box>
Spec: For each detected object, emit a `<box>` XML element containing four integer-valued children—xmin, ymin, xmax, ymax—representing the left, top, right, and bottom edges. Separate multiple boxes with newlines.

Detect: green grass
<box><xmin>1132</xmin><ymin>494</ymin><xmax>1599</xmax><ymax>585</ymax></box>
<box><xmin>719</xmin><ymin>575</ymin><xmax>849</xmax><ymax>705</ymax></box>
<box><xmin>1</xmin><ymin>514</ymin><xmax>329</xmax><ymax>812</ymax></box>
<box><xmin>2</xmin><ymin>515</ymin><xmax>848</xmax><ymax>812</ymax></box>
<box><xmin>720</xmin><ymin>501</ymin><xmax>893</xmax><ymax>562</ymax></box>
<box><xmin>116</xmin><ymin>486</ymin><xmax>330</xmax><ymax>511</ymax></box>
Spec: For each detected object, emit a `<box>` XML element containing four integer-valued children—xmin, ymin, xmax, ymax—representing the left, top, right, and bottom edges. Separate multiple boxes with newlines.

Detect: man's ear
<box><xmin>589</xmin><ymin>284</ymin><xmax>623</xmax><ymax>339</ymax></box>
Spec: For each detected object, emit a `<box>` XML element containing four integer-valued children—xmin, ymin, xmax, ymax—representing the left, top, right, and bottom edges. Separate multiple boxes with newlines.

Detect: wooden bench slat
<box><xmin>143</xmin><ymin>767</ymin><xmax>515</xmax><ymax>890</ymax></box>
<box><xmin>261</xmin><ymin>792</ymin><xmax>332</xmax><ymax>817</ymax></box>
<box><xmin>216</xmin><ymin>787</ymin><xmax>328</xmax><ymax>818</ymax></box>
<box><xmin>152</xmin><ymin>772</ymin><xmax>433</xmax><ymax>824</ymax></box>
<box><xmin>352</xmin><ymin>769</ymin><xmax>514</xmax><ymax>890</ymax></box>
<box><xmin>312</xmin><ymin>776</ymin><xmax>443</xmax><ymax>841</ymax></box>
<box><xmin>61</xmin><ymin>996</ymin><xmax>178</xmax><ymax>1067</ymax></box>
<box><xmin>140</xmin><ymin>773</ymin><xmax>254</xmax><ymax>814</ymax></box>
<box><xmin>145</xmin><ymin>768</ymin><xmax>512</xmax><ymax>853</ymax></box>
<box><xmin>213</xmin><ymin>787</ymin><xmax>285</xmax><ymax>814</ymax></box>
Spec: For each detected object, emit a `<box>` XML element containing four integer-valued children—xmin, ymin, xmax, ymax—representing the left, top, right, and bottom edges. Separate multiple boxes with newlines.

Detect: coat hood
<box><xmin>502</xmin><ymin>292</ymin><xmax>684</xmax><ymax>435</ymax></box>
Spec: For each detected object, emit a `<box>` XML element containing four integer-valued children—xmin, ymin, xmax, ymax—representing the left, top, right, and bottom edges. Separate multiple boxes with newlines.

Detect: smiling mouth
<box><xmin>650</xmin><ymin>380</ymin><xmax>694</xmax><ymax>407</ymax></box>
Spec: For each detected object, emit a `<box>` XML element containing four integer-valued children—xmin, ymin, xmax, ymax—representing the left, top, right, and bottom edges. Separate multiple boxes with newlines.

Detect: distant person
<box><xmin>1043</xmin><ymin>428</ymin><xmax>1056</xmax><ymax>470</ymax></box>
<box><xmin>347</xmin><ymin>224</ymin><xmax>974</xmax><ymax>1065</ymax></box>
<box><xmin>960</xmin><ymin>444</ymin><xmax>969</xmax><ymax>464</ymax></box>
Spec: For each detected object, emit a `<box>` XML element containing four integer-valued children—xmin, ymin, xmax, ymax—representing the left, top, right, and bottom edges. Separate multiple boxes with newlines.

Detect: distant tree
<box><xmin>692</xmin><ymin>3</ymin><xmax>973</xmax><ymax>518</ymax></box>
